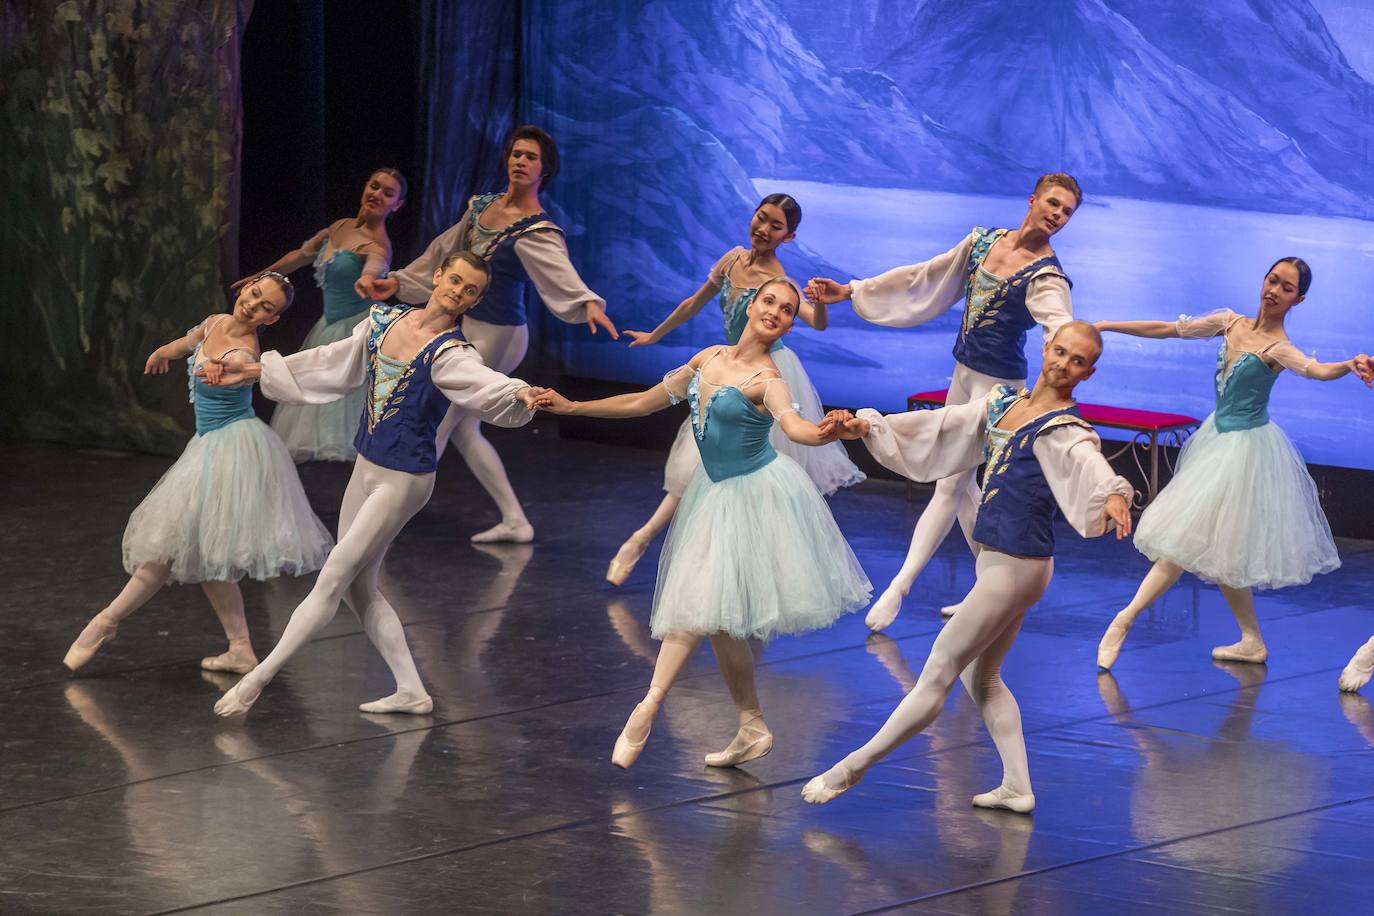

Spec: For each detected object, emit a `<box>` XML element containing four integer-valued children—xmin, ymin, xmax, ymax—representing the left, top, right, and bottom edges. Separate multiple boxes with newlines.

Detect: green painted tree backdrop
<box><xmin>1</xmin><ymin>0</ymin><xmax>247</xmax><ymax>454</ymax></box>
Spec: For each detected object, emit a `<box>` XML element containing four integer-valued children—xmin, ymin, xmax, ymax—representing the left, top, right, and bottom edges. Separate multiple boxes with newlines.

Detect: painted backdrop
<box><xmin>524</xmin><ymin>0</ymin><xmax>1374</xmax><ymax>469</ymax></box>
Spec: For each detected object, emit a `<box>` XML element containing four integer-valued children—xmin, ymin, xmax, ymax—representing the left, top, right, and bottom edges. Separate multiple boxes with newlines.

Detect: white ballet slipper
<box><xmin>864</xmin><ymin>588</ymin><xmax>904</xmax><ymax>632</ymax></box>
<box><xmin>358</xmin><ymin>691</ymin><xmax>434</xmax><ymax>715</ymax></box>
<box><xmin>200</xmin><ymin>649</ymin><xmax>258</xmax><ymax>675</ymax></box>
<box><xmin>214</xmin><ymin>678</ymin><xmax>262</xmax><ymax>718</ymax></box>
<box><xmin>1339</xmin><ymin>644</ymin><xmax>1374</xmax><ymax>693</ymax></box>
<box><xmin>971</xmin><ymin>785</ymin><xmax>1035</xmax><ymax>814</ymax></box>
<box><xmin>1211</xmin><ymin>640</ymin><xmax>1268</xmax><ymax>664</ymax></box>
<box><xmin>470</xmin><ymin>520</ymin><xmax>534</xmax><ymax>544</ymax></box>
<box><xmin>801</xmin><ymin>762</ymin><xmax>863</xmax><ymax>804</ymax></box>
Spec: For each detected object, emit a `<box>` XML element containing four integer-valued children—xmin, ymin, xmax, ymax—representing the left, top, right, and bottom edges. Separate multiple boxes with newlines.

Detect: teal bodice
<box><xmin>314</xmin><ymin>248</ymin><xmax>381</xmax><ymax>324</ymax></box>
<box><xmin>187</xmin><ymin>341</ymin><xmax>254</xmax><ymax>435</ymax></box>
<box><xmin>1213</xmin><ymin>344</ymin><xmax>1278</xmax><ymax>432</ymax></box>
<box><xmin>687</xmin><ymin>372</ymin><xmax>777</xmax><ymax>482</ymax></box>
<box><xmin>720</xmin><ymin>275</ymin><xmax>783</xmax><ymax>354</ymax></box>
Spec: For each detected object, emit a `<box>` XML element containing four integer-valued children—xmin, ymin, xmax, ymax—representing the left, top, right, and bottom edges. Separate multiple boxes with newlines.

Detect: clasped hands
<box><xmin>817</xmin><ymin>409</ymin><xmax>869</xmax><ymax>441</ymax></box>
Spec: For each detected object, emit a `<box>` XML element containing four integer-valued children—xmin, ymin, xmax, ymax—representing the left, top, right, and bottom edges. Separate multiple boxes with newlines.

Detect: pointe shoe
<box><xmin>864</xmin><ymin>588</ymin><xmax>904</xmax><ymax>632</ymax></box>
<box><xmin>704</xmin><ymin>718</ymin><xmax>774</xmax><ymax>767</ymax></box>
<box><xmin>611</xmin><ymin>697</ymin><xmax>659</xmax><ymax>769</ymax></box>
<box><xmin>606</xmin><ymin>539</ymin><xmax>647</xmax><ymax>587</ymax></box>
<box><xmin>200</xmin><ymin>650</ymin><xmax>258</xmax><ymax>675</ymax></box>
<box><xmin>63</xmin><ymin>618</ymin><xmax>118</xmax><ymax>672</ymax></box>
<box><xmin>214</xmin><ymin>678</ymin><xmax>262</xmax><ymax>718</ymax></box>
<box><xmin>971</xmin><ymin>785</ymin><xmax>1036</xmax><ymax>814</ymax></box>
<box><xmin>1211</xmin><ymin>641</ymin><xmax>1268</xmax><ymax>664</ymax></box>
<box><xmin>470</xmin><ymin>520</ymin><xmax>534</xmax><ymax>544</ymax></box>
<box><xmin>1096</xmin><ymin>617</ymin><xmax>1132</xmax><ymax>670</ymax></box>
<box><xmin>801</xmin><ymin>762</ymin><xmax>863</xmax><ymax>805</ymax></box>
<box><xmin>1339</xmin><ymin>651</ymin><xmax>1374</xmax><ymax>693</ymax></box>
<box><xmin>359</xmin><ymin>691</ymin><xmax>434</xmax><ymax>715</ymax></box>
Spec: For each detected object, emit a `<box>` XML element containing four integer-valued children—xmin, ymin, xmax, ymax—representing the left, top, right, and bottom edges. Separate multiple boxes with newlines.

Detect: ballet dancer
<box><xmin>535</xmin><ymin>277</ymin><xmax>871</xmax><ymax>768</ymax></box>
<box><xmin>363</xmin><ymin>126</ymin><xmax>616</xmax><ymax>544</ymax></box>
<box><xmin>607</xmin><ymin>193</ymin><xmax>864</xmax><ymax>585</ymax></box>
<box><xmin>802</xmin><ymin>321</ymin><xmax>1133</xmax><ymax>812</ymax></box>
<box><xmin>204</xmin><ymin>253</ymin><xmax>543</xmax><ymax>717</ymax></box>
<box><xmin>235</xmin><ymin>168</ymin><xmax>406</xmax><ymax>462</ymax></box>
<box><xmin>807</xmin><ymin>173</ymin><xmax>1081</xmax><ymax>631</ymax></box>
<box><xmin>1095</xmin><ymin>258</ymin><xmax>1374</xmax><ymax>669</ymax></box>
<box><xmin>64</xmin><ymin>272</ymin><xmax>332</xmax><ymax>674</ymax></box>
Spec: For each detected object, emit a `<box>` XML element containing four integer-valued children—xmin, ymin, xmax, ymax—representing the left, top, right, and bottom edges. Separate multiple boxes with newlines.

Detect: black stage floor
<box><xmin>4</xmin><ymin>424</ymin><xmax>1374</xmax><ymax>915</ymax></box>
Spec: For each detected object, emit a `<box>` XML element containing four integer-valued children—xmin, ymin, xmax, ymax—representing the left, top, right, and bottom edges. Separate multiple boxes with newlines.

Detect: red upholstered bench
<box><xmin>905</xmin><ymin>389</ymin><xmax>1200</xmax><ymax>506</ymax></box>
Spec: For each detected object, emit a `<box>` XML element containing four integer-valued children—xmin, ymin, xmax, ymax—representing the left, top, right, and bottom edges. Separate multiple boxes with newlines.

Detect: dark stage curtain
<box><xmin>1</xmin><ymin>0</ymin><xmax>255</xmax><ymax>453</ymax></box>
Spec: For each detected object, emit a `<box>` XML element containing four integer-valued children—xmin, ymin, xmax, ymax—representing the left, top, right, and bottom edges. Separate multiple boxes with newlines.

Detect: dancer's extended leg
<box><xmin>199</xmin><ymin>580</ymin><xmax>258</xmax><ymax>674</ymax></box>
<box><xmin>437</xmin><ymin>317</ymin><xmax>532</xmax><ymax>543</ymax></box>
<box><xmin>1211</xmin><ymin>584</ymin><xmax>1268</xmax><ymax>663</ymax></box>
<box><xmin>612</xmin><ymin>630</ymin><xmax>703</xmax><ymax>767</ymax></box>
<box><xmin>804</xmin><ymin>552</ymin><xmax>1050</xmax><ymax>803</ymax></box>
<box><xmin>1096</xmin><ymin>559</ymin><xmax>1184</xmax><ymax>669</ymax></box>
<box><xmin>608</xmin><ymin>493</ymin><xmax>681</xmax><ymax>586</ymax></box>
<box><xmin>64</xmin><ymin>562</ymin><xmax>172</xmax><ymax>671</ymax></box>
<box><xmin>215</xmin><ymin>459</ymin><xmax>432</xmax><ymax>716</ymax></box>
<box><xmin>1340</xmin><ymin>635</ymin><xmax>1374</xmax><ymax>693</ymax></box>
<box><xmin>705</xmin><ymin>635</ymin><xmax>772</xmax><ymax>767</ymax></box>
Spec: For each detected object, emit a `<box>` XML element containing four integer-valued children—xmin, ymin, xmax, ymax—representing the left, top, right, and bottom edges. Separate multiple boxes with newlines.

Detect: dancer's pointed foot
<box><xmin>801</xmin><ymin>761</ymin><xmax>863</xmax><ymax>804</ymax></box>
<box><xmin>611</xmin><ymin>689</ymin><xmax>662</xmax><ymax>768</ymax></box>
<box><xmin>1339</xmin><ymin>643</ymin><xmax>1374</xmax><ymax>693</ymax></box>
<box><xmin>359</xmin><ymin>689</ymin><xmax>434</xmax><ymax>715</ymax></box>
<box><xmin>606</xmin><ymin>537</ymin><xmax>647</xmax><ymax>587</ymax></box>
<box><xmin>214</xmin><ymin>677</ymin><xmax>263</xmax><ymax>718</ymax></box>
<box><xmin>63</xmin><ymin>615</ymin><xmax>119</xmax><ymax>672</ymax></box>
<box><xmin>864</xmin><ymin>587</ymin><xmax>904</xmax><ymax>632</ymax></box>
<box><xmin>200</xmin><ymin>646</ymin><xmax>258</xmax><ymax>675</ymax></box>
<box><xmin>1211</xmin><ymin>639</ymin><xmax>1268</xmax><ymax>664</ymax></box>
<box><xmin>1096</xmin><ymin>613</ymin><xmax>1133</xmax><ymax>670</ymax></box>
<box><xmin>971</xmin><ymin>785</ymin><xmax>1036</xmax><ymax>814</ymax></box>
<box><xmin>704</xmin><ymin>715</ymin><xmax>773</xmax><ymax>767</ymax></box>
<box><xmin>939</xmin><ymin>603</ymin><xmax>960</xmax><ymax>618</ymax></box>
<box><xmin>470</xmin><ymin>520</ymin><xmax>534</xmax><ymax>544</ymax></box>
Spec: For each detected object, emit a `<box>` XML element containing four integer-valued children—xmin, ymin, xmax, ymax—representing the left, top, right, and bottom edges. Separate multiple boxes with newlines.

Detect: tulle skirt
<box><xmin>122</xmin><ymin>417</ymin><xmax>334</xmax><ymax>583</ymax></box>
<box><xmin>651</xmin><ymin>454</ymin><xmax>872</xmax><ymax>640</ymax></box>
<box><xmin>1133</xmin><ymin>415</ymin><xmax>1339</xmax><ymax>589</ymax></box>
<box><xmin>663</xmin><ymin>344</ymin><xmax>865</xmax><ymax>497</ymax></box>
<box><xmin>269</xmin><ymin>315</ymin><xmax>365</xmax><ymax>462</ymax></box>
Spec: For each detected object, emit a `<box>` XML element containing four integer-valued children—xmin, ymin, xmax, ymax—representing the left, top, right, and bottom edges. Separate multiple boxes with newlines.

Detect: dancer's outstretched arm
<box><xmin>230</xmin><ymin>225</ymin><xmax>330</xmax><ymax>290</ymax></box>
<box><xmin>826</xmin><ymin>396</ymin><xmax>988</xmax><ymax>482</ymax></box>
<box><xmin>143</xmin><ymin>317</ymin><xmax>213</xmax><ymax>374</ymax></box>
<box><xmin>761</xmin><ymin>378</ymin><xmax>839</xmax><ymax>446</ymax></box>
<box><xmin>514</xmin><ymin>231</ymin><xmax>617</xmax><ymax>337</ymax></box>
<box><xmin>623</xmin><ymin>278</ymin><xmax>724</xmax><ymax>347</ymax></box>
<box><xmin>382</xmin><ymin>212</ymin><xmax>474</xmax><ymax>303</ymax></box>
<box><xmin>806</xmin><ymin>232</ymin><xmax>975</xmax><ymax>327</ymax></box>
<box><xmin>431</xmin><ymin>347</ymin><xmax>541</xmax><ymax>427</ymax></box>
<box><xmin>1035</xmin><ymin>426</ymin><xmax>1134</xmax><ymax>538</ymax></box>
<box><xmin>1098</xmin><ymin>310</ymin><xmax>1240</xmax><ymax>339</ymax></box>
<box><xmin>1267</xmin><ymin>342</ymin><xmax>1373</xmax><ymax>384</ymax></box>
<box><xmin>199</xmin><ymin>316</ymin><xmax>370</xmax><ymax>403</ymax></box>
<box><xmin>535</xmin><ymin>356</ymin><xmax>703</xmax><ymax>419</ymax></box>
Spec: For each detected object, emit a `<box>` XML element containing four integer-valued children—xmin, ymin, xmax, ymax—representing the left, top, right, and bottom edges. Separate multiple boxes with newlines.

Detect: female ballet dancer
<box><xmin>1096</xmin><ymin>258</ymin><xmax>1374</xmax><ymax>669</ymax></box>
<box><xmin>606</xmin><ymin>194</ymin><xmax>864</xmax><ymax>585</ymax></box>
<box><xmin>1340</xmin><ymin>638</ymin><xmax>1374</xmax><ymax>693</ymax></box>
<box><xmin>806</xmin><ymin>173</ymin><xmax>1081</xmax><ymax>631</ymax></box>
<box><xmin>234</xmin><ymin>168</ymin><xmax>407</xmax><ymax>462</ymax></box>
<box><xmin>535</xmin><ymin>277</ymin><xmax>871</xmax><ymax>768</ymax></box>
<box><xmin>802</xmin><ymin>322</ymin><xmax>1133</xmax><ymax>811</ymax></box>
<box><xmin>64</xmin><ymin>273</ymin><xmax>332</xmax><ymax>674</ymax></box>
<box><xmin>363</xmin><ymin>126</ymin><xmax>616</xmax><ymax>544</ymax></box>
<box><xmin>204</xmin><ymin>253</ymin><xmax>543</xmax><ymax>717</ymax></box>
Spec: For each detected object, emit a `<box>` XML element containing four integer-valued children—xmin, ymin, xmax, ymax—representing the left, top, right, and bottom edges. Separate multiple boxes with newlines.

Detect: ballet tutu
<box><xmin>651</xmin><ymin>454</ymin><xmax>872</xmax><ymax>640</ymax></box>
<box><xmin>1133</xmin><ymin>415</ymin><xmax>1339</xmax><ymax>590</ymax></box>
<box><xmin>122</xmin><ymin>417</ymin><xmax>334</xmax><ymax>583</ymax></box>
<box><xmin>269</xmin><ymin>314</ymin><xmax>366</xmax><ymax>462</ymax></box>
<box><xmin>662</xmin><ymin>344</ymin><xmax>865</xmax><ymax>497</ymax></box>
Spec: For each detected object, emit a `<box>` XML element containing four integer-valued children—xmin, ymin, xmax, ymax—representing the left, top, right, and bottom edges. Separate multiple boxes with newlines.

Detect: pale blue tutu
<box><xmin>1134</xmin><ymin>415</ymin><xmax>1339</xmax><ymax>590</ymax></box>
<box><xmin>651</xmin><ymin>454</ymin><xmax>872</xmax><ymax>640</ymax></box>
<box><xmin>269</xmin><ymin>314</ymin><xmax>366</xmax><ymax>462</ymax></box>
<box><xmin>122</xmin><ymin>417</ymin><xmax>333</xmax><ymax>583</ymax></box>
<box><xmin>662</xmin><ymin>344</ymin><xmax>865</xmax><ymax>497</ymax></box>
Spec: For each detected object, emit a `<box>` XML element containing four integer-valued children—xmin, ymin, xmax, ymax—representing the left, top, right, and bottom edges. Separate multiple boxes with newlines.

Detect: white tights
<box><xmin>434</xmin><ymin>316</ymin><xmax>530</xmax><ymax>526</ymax></box>
<box><xmin>827</xmin><ymin>551</ymin><xmax>1052</xmax><ymax>796</ymax></box>
<box><xmin>868</xmin><ymin>364</ymin><xmax>1020</xmax><ymax>630</ymax></box>
<box><xmin>236</xmin><ymin>455</ymin><xmax>432</xmax><ymax>702</ymax></box>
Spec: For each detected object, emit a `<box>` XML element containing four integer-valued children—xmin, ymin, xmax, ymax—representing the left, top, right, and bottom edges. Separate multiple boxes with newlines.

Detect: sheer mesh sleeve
<box><xmin>662</xmin><ymin>365</ymin><xmax>693</xmax><ymax>405</ymax></box>
<box><xmin>1175</xmin><ymin>309</ymin><xmax>1238</xmax><ymax>339</ymax></box>
<box><xmin>1267</xmin><ymin>340</ymin><xmax>1319</xmax><ymax>377</ymax></box>
<box><xmin>760</xmin><ymin>376</ymin><xmax>799</xmax><ymax>419</ymax></box>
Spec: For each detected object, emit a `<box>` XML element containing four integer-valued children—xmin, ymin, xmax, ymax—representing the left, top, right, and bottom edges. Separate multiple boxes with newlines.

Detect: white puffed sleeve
<box><xmin>260</xmin><ymin>316</ymin><xmax>371</xmax><ymax>404</ymax></box>
<box><xmin>849</xmin><ymin>231</ymin><xmax>975</xmax><ymax>328</ymax></box>
<box><xmin>857</xmin><ymin>398</ymin><xmax>988</xmax><ymax>482</ymax></box>
<box><xmin>513</xmin><ymin>230</ymin><xmax>605</xmax><ymax>323</ymax></box>
<box><xmin>393</xmin><ymin>209</ymin><xmax>473</xmax><ymax>304</ymax></box>
<box><xmin>1032</xmin><ymin>425</ymin><xmax>1134</xmax><ymax>538</ymax></box>
<box><xmin>1024</xmin><ymin>272</ymin><xmax>1074</xmax><ymax>342</ymax></box>
<box><xmin>1174</xmin><ymin>309</ymin><xmax>1239</xmax><ymax>339</ymax></box>
<box><xmin>430</xmin><ymin>346</ymin><xmax>534</xmax><ymax>428</ymax></box>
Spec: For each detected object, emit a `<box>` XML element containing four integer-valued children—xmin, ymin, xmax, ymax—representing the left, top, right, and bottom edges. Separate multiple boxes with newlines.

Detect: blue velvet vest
<box><xmin>458</xmin><ymin>193</ymin><xmax>563</xmax><ymax>327</ymax></box>
<box><xmin>953</xmin><ymin>228</ymin><xmax>1071</xmax><ymax>380</ymax></box>
<box><xmin>972</xmin><ymin>385</ymin><xmax>1090</xmax><ymax>558</ymax></box>
<box><xmin>353</xmin><ymin>305</ymin><xmax>469</xmax><ymax>473</ymax></box>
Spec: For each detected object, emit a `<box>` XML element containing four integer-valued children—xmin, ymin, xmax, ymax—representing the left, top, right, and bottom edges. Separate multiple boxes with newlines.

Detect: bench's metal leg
<box><xmin>1149</xmin><ymin>430</ymin><xmax>1159</xmax><ymax>504</ymax></box>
